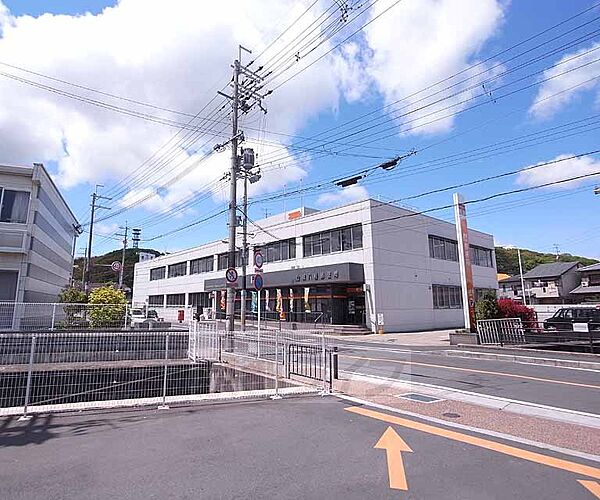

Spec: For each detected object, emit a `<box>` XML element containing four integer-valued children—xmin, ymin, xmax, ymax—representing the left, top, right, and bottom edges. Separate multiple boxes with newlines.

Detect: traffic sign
<box><xmin>225</xmin><ymin>267</ymin><xmax>238</xmax><ymax>283</ymax></box>
<box><xmin>111</xmin><ymin>261</ymin><xmax>122</xmax><ymax>272</ymax></box>
<box><xmin>254</xmin><ymin>273</ymin><xmax>264</xmax><ymax>291</ymax></box>
<box><xmin>254</xmin><ymin>251</ymin><xmax>264</xmax><ymax>269</ymax></box>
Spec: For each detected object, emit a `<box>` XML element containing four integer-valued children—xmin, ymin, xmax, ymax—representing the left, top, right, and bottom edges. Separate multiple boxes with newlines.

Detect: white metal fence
<box><xmin>0</xmin><ymin>322</ymin><xmax>330</xmax><ymax>417</ymax></box>
<box><xmin>0</xmin><ymin>302</ymin><xmax>192</xmax><ymax>331</ymax></box>
<box><xmin>477</xmin><ymin>318</ymin><xmax>526</xmax><ymax>345</ymax></box>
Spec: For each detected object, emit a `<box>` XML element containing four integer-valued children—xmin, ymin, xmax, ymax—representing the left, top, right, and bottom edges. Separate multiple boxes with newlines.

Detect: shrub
<box><xmin>88</xmin><ymin>286</ymin><xmax>127</xmax><ymax>328</ymax></box>
<box><xmin>497</xmin><ymin>298</ymin><xmax>536</xmax><ymax>325</ymax></box>
<box><xmin>58</xmin><ymin>287</ymin><xmax>88</xmax><ymax>328</ymax></box>
<box><xmin>475</xmin><ymin>292</ymin><xmax>501</xmax><ymax>321</ymax></box>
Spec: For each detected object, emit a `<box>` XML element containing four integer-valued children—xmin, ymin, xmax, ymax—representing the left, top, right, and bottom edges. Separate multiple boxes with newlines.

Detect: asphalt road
<box><xmin>335</xmin><ymin>345</ymin><xmax>600</xmax><ymax>415</ymax></box>
<box><xmin>1</xmin><ymin>398</ymin><xmax>598</xmax><ymax>499</ymax></box>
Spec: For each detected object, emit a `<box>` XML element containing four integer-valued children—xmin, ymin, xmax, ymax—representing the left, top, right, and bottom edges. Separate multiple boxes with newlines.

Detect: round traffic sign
<box><xmin>111</xmin><ymin>261</ymin><xmax>121</xmax><ymax>272</ymax></box>
<box><xmin>225</xmin><ymin>267</ymin><xmax>238</xmax><ymax>283</ymax></box>
<box><xmin>254</xmin><ymin>251</ymin><xmax>264</xmax><ymax>269</ymax></box>
<box><xmin>254</xmin><ymin>273</ymin><xmax>264</xmax><ymax>291</ymax></box>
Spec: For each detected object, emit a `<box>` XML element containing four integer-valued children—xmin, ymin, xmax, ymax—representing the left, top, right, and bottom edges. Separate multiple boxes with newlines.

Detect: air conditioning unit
<box><xmin>582</xmin><ymin>281</ymin><xmax>588</xmax><ymax>287</ymax></box>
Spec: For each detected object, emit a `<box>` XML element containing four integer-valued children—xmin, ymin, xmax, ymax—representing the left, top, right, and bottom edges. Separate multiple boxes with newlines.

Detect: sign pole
<box><xmin>453</xmin><ymin>193</ymin><xmax>476</xmax><ymax>332</ymax></box>
<box><xmin>257</xmin><ymin>289</ymin><xmax>261</xmax><ymax>357</ymax></box>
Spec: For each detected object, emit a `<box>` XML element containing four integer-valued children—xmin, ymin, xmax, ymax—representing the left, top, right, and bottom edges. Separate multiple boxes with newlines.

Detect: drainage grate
<box><xmin>395</xmin><ymin>393</ymin><xmax>444</xmax><ymax>404</ymax></box>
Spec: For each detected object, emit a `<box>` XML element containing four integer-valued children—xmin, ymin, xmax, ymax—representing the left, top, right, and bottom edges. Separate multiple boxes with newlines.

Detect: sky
<box><xmin>0</xmin><ymin>0</ymin><xmax>599</xmax><ymax>259</ymax></box>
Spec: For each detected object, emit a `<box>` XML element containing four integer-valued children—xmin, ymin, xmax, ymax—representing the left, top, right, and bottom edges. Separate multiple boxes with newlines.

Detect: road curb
<box><xmin>445</xmin><ymin>349</ymin><xmax>600</xmax><ymax>370</ymax></box>
<box><xmin>342</xmin><ymin>371</ymin><xmax>600</xmax><ymax>429</ymax></box>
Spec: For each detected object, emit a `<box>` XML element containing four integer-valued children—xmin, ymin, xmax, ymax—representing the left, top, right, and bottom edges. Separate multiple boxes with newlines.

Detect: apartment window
<box><xmin>429</xmin><ymin>235</ymin><xmax>458</xmax><ymax>262</ymax></box>
<box><xmin>260</xmin><ymin>238</ymin><xmax>296</xmax><ymax>264</ymax></box>
<box><xmin>217</xmin><ymin>250</ymin><xmax>245</xmax><ymax>270</ymax></box>
<box><xmin>148</xmin><ymin>295</ymin><xmax>164</xmax><ymax>307</ymax></box>
<box><xmin>166</xmin><ymin>293</ymin><xmax>185</xmax><ymax>307</ymax></box>
<box><xmin>432</xmin><ymin>284</ymin><xmax>463</xmax><ymax>309</ymax></box>
<box><xmin>589</xmin><ymin>274</ymin><xmax>600</xmax><ymax>286</ymax></box>
<box><xmin>0</xmin><ymin>188</ymin><xmax>29</xmax><ymax>223</ymax></box>
<box><xmin>303</xmin><ymin>224</ymin><xmax>363</xmax><ymax>257</ymax></box>
<box><xmin>190</xmin><ymin>256</ymin><xmax>214</xmax><ymax>274</ymax></box>
<box><xmin>168</xmin><ymin>261</ymin><xmax>187</xmax><ymax>278</ymax></box>
<box><xmin>150</xmin><ymin>266</ymin><xmax>166</xmax><ymax>281</ymax></box>
<box><xmin>470</xmin><ymin>245</ymin><xmax>493</xmax><ymax>267</ymax></box>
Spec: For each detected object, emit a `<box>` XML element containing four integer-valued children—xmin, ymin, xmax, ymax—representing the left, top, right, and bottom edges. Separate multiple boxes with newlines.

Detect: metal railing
<box><xmin>0</xmin><ymin>322</ymin><xmax>331</xmax><ymax>417</ymax></box>
<box><xmin>477</xmin><ymin>318</ymin><xmax>599</xmax><ymax>353</ymax></box>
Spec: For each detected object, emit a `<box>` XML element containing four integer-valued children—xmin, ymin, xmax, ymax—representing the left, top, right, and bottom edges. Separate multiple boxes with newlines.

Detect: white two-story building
<box><xmin>132</xmin><ymin>199</ymin><xmax>497</xmax><ymax>333</ymax></box>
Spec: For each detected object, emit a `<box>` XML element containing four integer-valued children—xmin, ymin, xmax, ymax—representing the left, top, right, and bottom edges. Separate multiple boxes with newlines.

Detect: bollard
<box><xmin>20</xmin><ymin>335</ymin><xmax>37</xmax><ymax>421</ymax></box>
<box><xmin>158</xmin><ymin>334</ymin><xmax>170</xmax><ymax>409</ymax></box>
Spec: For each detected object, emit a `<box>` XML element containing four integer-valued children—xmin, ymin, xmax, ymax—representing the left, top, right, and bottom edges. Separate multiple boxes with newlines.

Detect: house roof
<box><xmin>578</xmin><ymin>262</ymin><xmax>600</xmax><ymax>272</ymax></box>
<box><xmin>570</xmin><ymin>285</ymin><xmax>600</xmax><ymax>295</ymax></box>
<box><xmin>499</xmin><ymin>275</ymin><xmax>522</xmax><ymax>284</ymax></box>
<box><xmin>523</xmin><ymin>261</ymin><xmax>579</xmax><ymax>279</ymax></box>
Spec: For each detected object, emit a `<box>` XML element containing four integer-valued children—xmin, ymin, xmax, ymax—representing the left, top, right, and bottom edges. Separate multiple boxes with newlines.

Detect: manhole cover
<box><xmin>396</xmin><ymin>393</ymin><xmax>444</xmax><ymax>404</ymax></box>
<box><xmin>442</xmin><ymin>412</ymin><xmax>461</xmax><ymax>419</ymax></box>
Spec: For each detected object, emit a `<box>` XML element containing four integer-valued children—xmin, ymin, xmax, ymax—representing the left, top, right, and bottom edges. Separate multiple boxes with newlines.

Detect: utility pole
<box><xmin>517</xmin><ymin>247</ymin><xmax>528</xmax><ymax>306</ymax></box>
<box><xmin>117</xmin><ymin>221</ymin><xmax>128</xmax><ymax>289</ymax></box>
<box><xmin>83</xmin><ymin>185</ymin><xmax>111</xmax><ymax>294</ymax></box>
<box><xmin>215</xmin><ymin>45</ymin><xmax>269</xmax><ymax>333</ymax></box>
<box><xmin>553</xmin><ymin>243</ymin><xmax>560</xmax><ymax>261</ymax></box>
<box><xmin>239</xmin><ymin>149</ymin><xmax>260</xmax><ymax>329</ymax></box>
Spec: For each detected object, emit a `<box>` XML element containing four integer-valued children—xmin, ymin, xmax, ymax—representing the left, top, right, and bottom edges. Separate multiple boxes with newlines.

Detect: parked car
<box><xmin>130</xmin><ymin>308</ymin><xmax>160</xmax><ymax>327</ymax></box>
<box><xmin>543</xmin><ymin>306</ymin><xmax>600</xmax><ymax>332</ymax></box>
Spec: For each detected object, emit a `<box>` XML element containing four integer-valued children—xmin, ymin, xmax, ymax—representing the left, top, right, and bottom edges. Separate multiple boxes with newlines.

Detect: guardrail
<box><xmin>477</xmin><ymin>318</ymin><xmax>599</xmax><ymax>353</ymax></box>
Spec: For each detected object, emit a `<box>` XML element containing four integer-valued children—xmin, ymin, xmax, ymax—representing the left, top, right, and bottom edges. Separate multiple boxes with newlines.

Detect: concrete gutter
<box><xmin>442</xmin><ymin>349</ymin><xmax>600</xmax><ymax>371</ymax></box>
<box><xmin>342</xmin><ymin>371</ymin><xmax>600</xmax><ymax>429</ymax></box>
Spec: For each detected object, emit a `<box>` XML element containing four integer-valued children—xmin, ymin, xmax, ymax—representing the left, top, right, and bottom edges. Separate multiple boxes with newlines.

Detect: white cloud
<box><xmin>0</xmin><ymin>0</ymin><xmax>508</xmax><ymax>217</ymax></box>
<box><xmin>529</xmin><ymin>42</ymin><xmax>600</xmax><ymax>120</ymax></box>
<box><xmin>358</xmin><ymin>0</ymin><xmax>505</xmax><ymax>136</ymax></box>
<box><xmin>317</xmin><ymin>184</ymin><xmax>368</xmax><ymax>207</ymax></box>
<box><xmin>517</xmin><ymin>154</ymin><xmax>600</xmax><ymax>189</ymax></box>
<box><xmin>0</xmin><ymin>0</ymin><xmax>340</xmax><ymax>197</ymax></box>
<box><xmin>95</xmin><ymin>222</ymin><xmax>119</xmax><ymax>236</ymax></box>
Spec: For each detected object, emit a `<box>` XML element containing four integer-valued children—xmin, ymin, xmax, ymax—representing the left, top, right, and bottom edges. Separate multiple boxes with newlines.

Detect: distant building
<box><xmin>498</xmin><ymin>274</ymin><xmax>523</xmax><ymax>301</ymax></box>
<box><xmin>133</xmin><ymin>199</ymin><xmax>498</xmax><ymax>333</ymax></box>
<box><xmin>0</xmin><ymin>163</ymin><xmax>79</xmax><ymax>304</ymax></box>
<box><xmin>569</xmin><ymin>262</ymin><xmax>600</xmax><ymax>303</ymax></box>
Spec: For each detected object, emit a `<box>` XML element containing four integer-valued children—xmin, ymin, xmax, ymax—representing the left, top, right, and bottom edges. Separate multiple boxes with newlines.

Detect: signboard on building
<box><xmin>453</xmin><ymin>193</ymin><xmax>476</xmax><ymax>332</ymax></box>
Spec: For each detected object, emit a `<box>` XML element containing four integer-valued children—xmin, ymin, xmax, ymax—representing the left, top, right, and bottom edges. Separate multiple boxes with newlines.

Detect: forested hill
<box><xmin>73</xmin><ymin>248</ymin><xmax>161</xmax><ymax>290</ymax></box>
<box><xmin>495</xmin><ymin>247</ymin><xmax>598</xmax><ymax>276</ymax></box>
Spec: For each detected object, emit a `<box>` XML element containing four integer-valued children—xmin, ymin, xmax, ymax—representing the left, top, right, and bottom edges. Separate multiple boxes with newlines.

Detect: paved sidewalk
<box><xmin>336</xmin><ymin>329</ymin><xmax>454</xmax><ymax>346</ymax></box>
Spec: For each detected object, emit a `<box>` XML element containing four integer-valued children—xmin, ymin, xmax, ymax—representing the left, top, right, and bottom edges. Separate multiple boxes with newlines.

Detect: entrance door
<box><xmin>0</xmin><ymin>271</ymin><xmax>18</xmax><ymax>301</ymax></box>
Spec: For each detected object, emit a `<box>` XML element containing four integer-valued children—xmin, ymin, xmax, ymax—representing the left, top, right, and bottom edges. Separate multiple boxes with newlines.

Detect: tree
<box><xmin>58</xmin><ymin>287</ymin><xmax>87</xmax><ymax>304</ymax></box>
<box><xmin>88</xmin><ymin>286</ymin><xmax>127</xmax><ymax>328</ymax></box>
<box><xmin>57</xmin><ymin>286</ymin><xmax>88</xmax><ymax>328</ymax></box>
<box><xmin>475</xmin><ymin>292</ymin><xmax>501</xmax><ymax>321</ymax></box>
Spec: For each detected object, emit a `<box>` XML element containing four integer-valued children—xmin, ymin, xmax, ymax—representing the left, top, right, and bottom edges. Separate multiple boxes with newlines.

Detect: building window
<box><xmin>589</xmin><ymin>274</ymin><xmax>600</xmax><ymax>286</ymax></box>
<box><xmin>217</xmin><ymin>250</ymin><xmax>246</xmax><ymax>270</ymax></box>
<box><xmin>470</xmin><ymin>245</ymin><xmax>493</xmax><ymax>267</ymax></box>
<box><xmin>168</xmin><ymin>261</ymin><xmax>187</xmax><ymax>278</ymax></box>
<box><xmin>189</xmin><ymin>292</ymin><xmax>211</xmax><ymax>308</ymax></box>
<box><xmin>0</xmin><ymin>188</ymin><xmax>30</xmax><ymax>223</ymax></box>
<box><xmin>432</xmin><ymin>284</ymin><xmax>463</xmax><ymax>309</ymax></box>
<box><xmin>148</xmin><ymin>295</ymin><xmax>164</xmax><ymax>307</ymax></box>
<box><xmin>303</xmin><ymin>224</ymin><xmax>363</xmax><ymax>258</ymax></box>
<box><xmin>259</xmin><ymin>238</ymin><xmax>296</xmax><ymax>264</ymax></box>
<box><xmin>150</xmin><ymin>267</ymin><xmax>166</xmax><ymax>281</ymax></box>
<box><xmin>429</xmin><ymin>235</ymin><xmax>458</xmax><ymax>262</ymax></box>
<box><xmin>190</xmin><ymin>256</ymin><xmax>214</xmax><ymax>274</ymax></box>
<box><xmin>166</xmin><ymin>293</ymin><xmax>185</xmax><ymax>307</ymax></box>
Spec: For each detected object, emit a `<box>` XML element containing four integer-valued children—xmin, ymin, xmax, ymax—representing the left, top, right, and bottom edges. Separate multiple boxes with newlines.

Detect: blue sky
<box><xmin>1</xmin><ymin>0</ymin><xmax>599</xmax><ymax>259</ymax></box>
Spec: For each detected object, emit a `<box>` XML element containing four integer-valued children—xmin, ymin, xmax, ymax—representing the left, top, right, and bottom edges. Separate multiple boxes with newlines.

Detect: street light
<box><xmin>505</xmin><ymin>245</ymin><xmax>528</xmax><ymax>306</ymax></box>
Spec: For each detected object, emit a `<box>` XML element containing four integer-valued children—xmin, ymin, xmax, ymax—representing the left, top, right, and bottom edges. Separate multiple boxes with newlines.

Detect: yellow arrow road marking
<box><xmin>579</xmin><ymin>480</ymin><xmax>600</xmax><ymax>498</ymax></box>
<box><xmin>342</xmin><ymin>354</ymin><xmax>600</xmax><ymax>390</ymax></box>
<box><xmin>346</xmin><ymin>406</ymin><xmax>600</xmax><ymax>480</ymax></box>
<box><xmin>374</xmin><ymin>426</ymin><xmax>412</xmax><ymax>490</ymax></box>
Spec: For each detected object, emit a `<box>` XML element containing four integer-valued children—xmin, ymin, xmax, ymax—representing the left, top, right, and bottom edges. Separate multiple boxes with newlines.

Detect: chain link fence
<box><xmin>0</xmin><ymin>302</ymin><xmax>193</xmax><ymax>331</ymax></box>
